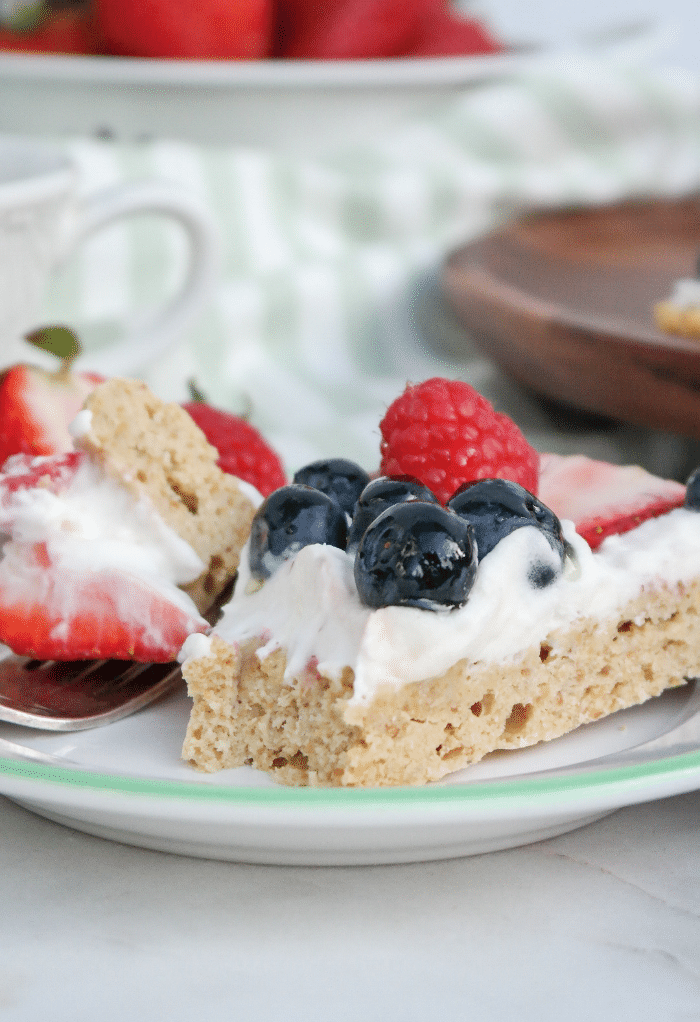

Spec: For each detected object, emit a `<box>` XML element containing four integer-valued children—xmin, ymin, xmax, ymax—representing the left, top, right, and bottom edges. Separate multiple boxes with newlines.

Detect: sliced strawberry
<box><xmin>0</xmin><ymin>328</ymin><xmax>104</xmax><ymax>474</ymax></box>
<box><xmin>0</xmin><ymin>542</ymin><xmax>207</xmax><ymax>662</ymax></box>
<box><xmin>0</xmin><ymin>450</ymin><xmax>85</xmax><ymax>504</ymax></box>
<box><xmin>0</xmin><ymin>449</ymin><xmax>208</xmax><ymax>662</ymax></box>
<box><xmin>538</xmin><ymin>453</ymin><xmax>686</xmax><ymax>549</ymax></box>
<box><xmin>0</xmin><ymin>365</ymin><xmax>103</xmax><ymax>467</ymax></box>
<box><xmin>276</xmin><ymin>0</ymin><xmax>502</xmax><ymax>59</ymax></box>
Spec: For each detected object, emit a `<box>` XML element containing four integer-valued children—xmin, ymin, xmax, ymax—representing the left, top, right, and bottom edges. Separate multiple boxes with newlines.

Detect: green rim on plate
<box><xmin>2</xmin><ymin>747</ymin><xmax>700</xmax><ymax>807</ymax></box>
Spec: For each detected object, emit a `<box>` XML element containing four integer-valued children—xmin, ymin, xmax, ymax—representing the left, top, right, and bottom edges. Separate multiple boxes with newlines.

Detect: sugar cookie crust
<box><xmin>182</xmin><ymin>578</ymin><xmax>697</xmax><ymax>787</ymax></box>
<box><xmin>654</xmin><ymin>300</ymin><xmax>700</xmax><ymax>339</ymax></box>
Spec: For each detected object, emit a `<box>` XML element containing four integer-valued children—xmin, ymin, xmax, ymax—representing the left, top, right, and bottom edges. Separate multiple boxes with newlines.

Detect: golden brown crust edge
<box><xmin>182</xmin><ymin>578</ymin><xmax>700</xmax><ymax>787</ymax></box>
<box><xmin>654</xmin><ymin>301</ymin><xmax>700</xmax><ymax>339</ymax></box>
<box><xmin>80</xmin><ymin>378</ymin><xmax>256</xmax><ymax>614</ymax></box>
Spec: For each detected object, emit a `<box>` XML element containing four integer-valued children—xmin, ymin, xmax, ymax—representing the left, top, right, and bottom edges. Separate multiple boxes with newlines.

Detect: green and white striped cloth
<box><xmin>41</xmin><ymin>55</ymin><xmax>700</xmax><ymax>478</ymax></box>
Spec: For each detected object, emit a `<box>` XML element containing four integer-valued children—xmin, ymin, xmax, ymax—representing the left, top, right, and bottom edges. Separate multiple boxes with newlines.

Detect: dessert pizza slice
<box><xmin>180</xmin><ymin>378</ymin><xmax>699</xmax><ymax>787</ymax></box>
<box><xmin>0</xmin><ymin>379</ymin><xmax>259</xmax><ymax>662</ymax></box>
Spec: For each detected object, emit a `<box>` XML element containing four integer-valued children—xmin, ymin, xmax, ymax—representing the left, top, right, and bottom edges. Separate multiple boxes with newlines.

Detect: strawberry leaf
<box><xmin>25</xmin><ymin>326</ymin><xmax>81</xmax><ymax>370</ymax></box>
<box><xmin>4</xmin><ymin>1</ymin><xmax>48</xmax><ymax>33</ymax></box>
<box><xmin>187</xmin><ymin>377</ymin><xmax>208</xmax><ymax>403</ymax></box>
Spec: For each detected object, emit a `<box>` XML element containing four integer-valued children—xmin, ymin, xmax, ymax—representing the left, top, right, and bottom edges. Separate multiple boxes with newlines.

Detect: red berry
<box><xmin>276</xmin><ymin>0</ymin><xmax>441</xmax><ymax>59</ymax></box>
<box><xmin>183</xmin><ymin>401</ymin><xmax>286</xmax><ymax>498</ymax></box>
<box><xmin>0</xmin><ymin>363</ymin><xmax>104</xmax><ymax>469</ymax></box>
<box><xmin>538</xmin><ymin>453</ymin><xmax>686</xmax><ymax>550</ymax></box>
<box><xmin>408</xmin><ymin>9</ymin><xmax>503</xmax><ymax>57</ymax></box>
<box><xmin>0</xmin><ymin>452</ymin><xmax>207</xmax><ymax>661</ymax></box>
<box><xmin>276</xmin><ymin>0</ymin><xmax>502</xmax><ymax>59</ymax></box>
<box><xmin>92</xmin><ymin>0</ymin><xmax>273</xmax><ymax>59</ymax></box>
<box><xmin>0</xmin><ymin>9</ymin><xmax>98</xmax><ymax>55</ymax></box>
<box><xmin>0</xmin><ymin>450</ymin><xmax>85</xmax><ymax>500</ymax></box>
<box><xmin>379</xmin><ymin>378</ymin><xmax>539</xmax><ymax>505</ymax></box>
<box><xmin>0</xmin><ymin>555</ymin><xmax>207</xmax><ymax>662</ymax></box>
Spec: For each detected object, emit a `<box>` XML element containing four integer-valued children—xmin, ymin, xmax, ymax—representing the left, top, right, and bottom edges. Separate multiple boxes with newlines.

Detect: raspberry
<box><xmin>183</xmin><ymin>402</ymin><xmax>286</xmax><ymax>498</ymax></box>
<box><xmin>379</xmin><ymin>378</ymin><xmax>539</xmax><ymax>505</ymax></box>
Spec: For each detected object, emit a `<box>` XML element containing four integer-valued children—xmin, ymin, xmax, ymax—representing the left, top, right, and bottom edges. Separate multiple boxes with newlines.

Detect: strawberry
<box><xmin>0</xmin><ymin>546</ymin><xmax>207</xmax><ymax>661</ymax></box>
<box><xmin>0</xmin><ymin>5</ymin><xmax>97</xmax><ymax>55</ymax></box>
<box><xmin>0</xmin><ymin>450</ymin><xmax>84</xmax><ymax>501</ymax></box>
<box><xmin>92</xmin><ymin>0</ymin><xmax>273</xmax><ymax>59</ymax></box>
<box><xmin>538</xmin><ymin>453</ymin><xmax>686</xmax><ymax>550</ymax></box>
<box><xmin>379</xmin><ymin>377</ymin><xmax>539</xmax><ymax>505</ymax></box>
<box><xmin>0</xmin><ymin>449</ymin><xmax>208</xmax><ymax>661</ymax></box>
<box><xmin>276</xmin><ymin>0</ymin><xmax>439</xmax><ymax>59</ymax></box>
<box><xmin>183</xmin><ymin>392</ymin><xmax>286</xmax><ymax>498</ymax></box>
<box><xmin>0</xmin><ymin>328</ymin><xmax>103</xmax><ymax>469</ymax></box>
<box><xmin>275</xmin><ymin>0</ymin><xmax>502</xmax><ymax>60</ymax></box>
<box><xmin>407</xmin><ymin>7</ymin><xmax>502</xmax><ymax>57</ymax></box>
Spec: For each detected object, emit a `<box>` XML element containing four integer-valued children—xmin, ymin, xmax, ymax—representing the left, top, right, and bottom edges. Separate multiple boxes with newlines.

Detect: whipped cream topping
<box><xmin>68</xmin><ymin>408</ymin><xmax>93</xmax><ymax>440</ymax></box>
<box><xmin>667</xmin><ymin>279</ymin><xmax>700</xmax><ymax>310</ymax></box>
<box><xmin>179</xmin><ymin>632</ymin><xmax>214</xmax><ymax>663</ymax></box>
<box><xmin>232</xmin><ymin>477</ymin><xmax>265</xmax><ymax>511</ymax></box>
<box><xmin>0</xmin><ymin>458</ymin><xmax>205</xmax><ymax>618</ymax></box>
<box><xmin>212</xmin><ymin>508</ymin><xmax>700</xmax><ymax>706</ymax></box>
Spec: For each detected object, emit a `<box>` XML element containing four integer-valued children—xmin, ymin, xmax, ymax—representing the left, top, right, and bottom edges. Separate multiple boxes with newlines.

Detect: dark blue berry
<box><xmin>354</xmin><ymin>501</ymin><xmax>477</xmax><ymax>611</ymax></box>
<box><xmin>685</xmin><ymin>467</ymin><xmax>700</xmax><ymax>509</ymax></box>
<box><xmin>293</xmin><ymin>458</ymin><xmax>370</xmax><ymax>519</ymax></box>
<box><xmin>447</xmin><ymin>478</ymin><xmax>566</xmax><ymax>567</ymax></box>
<box><xmin>249</xmin><ymin>484</ymin><xmax>348</xmax><ymax>583</ymax></box>
<box><xmin>347</xmin><ymin>475</ymin><xmax>439</xmax><ymax>554</ymax></box>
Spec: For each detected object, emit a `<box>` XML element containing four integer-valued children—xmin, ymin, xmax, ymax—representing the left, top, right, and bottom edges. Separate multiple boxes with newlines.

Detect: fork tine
<box><xmin>0</xmin><ymin>655</ymin><xmax>183</xmax><ymax>731</ymax></box>
<box><xmin>89</xmin><ymin>661</ymin><xmax>148</xmax><ymax>697</ymax></box>
<box><xmin>49</xmin><ymin>660</ymin><xmax>108</xmax><ymax>686</ymax></box>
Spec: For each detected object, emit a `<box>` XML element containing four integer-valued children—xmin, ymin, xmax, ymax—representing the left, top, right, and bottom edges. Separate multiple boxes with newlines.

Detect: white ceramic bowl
<box><xmin>0</xmin><ymin>20</ymin><xmax>662</xmax><ymax>154</ymax></box>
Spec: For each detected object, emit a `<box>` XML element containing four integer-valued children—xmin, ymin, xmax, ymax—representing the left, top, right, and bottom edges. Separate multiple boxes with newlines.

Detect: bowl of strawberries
<box><xmin>0</xmin><ymin>0</ymin><xmax>526</xmax><ymax>152</ymax></box>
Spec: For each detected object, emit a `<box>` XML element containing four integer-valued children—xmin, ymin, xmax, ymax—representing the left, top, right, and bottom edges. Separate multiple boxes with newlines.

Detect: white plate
<box><xmin>1</xmin><ymin>678</ymin><xmax>700</xmax><ymax>865</ymax></box>
<box><xmin>0</xmin><ymin>21</ymin><xmax>663</xmax><ymax>152</ymax></box>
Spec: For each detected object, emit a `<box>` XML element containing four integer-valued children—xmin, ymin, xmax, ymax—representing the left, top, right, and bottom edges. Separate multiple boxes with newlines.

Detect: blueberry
<box><xmin>685</xmin><ymin>467</ymin><xmax>700</xmax><ymax>509</ymax></box>
<box><xmin>354</xmin><ymin>501</ymin><xmax>477</xmax><ymax>611</ymax></box>
<box><xmin>347</xmin><ymin>475</ymin><xmax>439</xmax><ymax>554</ymax></box>
<box><xmin>293</xmin><ymin>458</ymin><xmax>370</xmax><ymax>518</ymax></box>
<box><xmin>447</xmin><ymin>478</ymin><xmax>566</xmax><ymax>568</ymax></box>
<box><xmin>527</xmin><ymin>561</ymin><xmax>559</xmax><ymax>589</ymax></box>
<box><xmin>249</xmin><ymin>484</ymin><xmax>348</xmax><ymax>583</ymax></box>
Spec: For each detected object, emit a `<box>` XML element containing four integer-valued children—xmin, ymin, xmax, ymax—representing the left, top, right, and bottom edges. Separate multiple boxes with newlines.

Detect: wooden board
<box><xmin>440</xmin><ymin>196</ymin><xmax>700</xmax><ymax>438</ymax></box>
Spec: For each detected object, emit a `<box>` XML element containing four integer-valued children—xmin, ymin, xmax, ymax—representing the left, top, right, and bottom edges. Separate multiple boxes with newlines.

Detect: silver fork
<box><xmin>0</xmin><ymin>655</ymin><xmax>182</xmax><ymax>731</ymax></box>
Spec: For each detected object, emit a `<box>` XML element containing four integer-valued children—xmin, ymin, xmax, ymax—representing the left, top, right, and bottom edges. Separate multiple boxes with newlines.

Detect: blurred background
<box><xmin>1</xmin><ymin>0</ymin><xmax>699</xmax><ymax>481</ymax></box>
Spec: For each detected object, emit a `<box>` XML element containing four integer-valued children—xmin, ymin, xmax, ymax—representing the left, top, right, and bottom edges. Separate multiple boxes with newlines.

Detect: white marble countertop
<box><xmin>1</xmin><ymin>788</ymin><xmax>698</xmax><ymax>1021</ymax></box>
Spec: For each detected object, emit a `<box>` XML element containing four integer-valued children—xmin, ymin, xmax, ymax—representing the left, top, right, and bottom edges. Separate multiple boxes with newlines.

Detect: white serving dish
<box><xmin>1</xmin><ymin>678</ymin><xmax>699</xmax><ymax>865</ymax></box>
<box><xmin>0</xmin><ymin>21</ymin><xmax>662</xmax><ymax>153</ymax></box>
